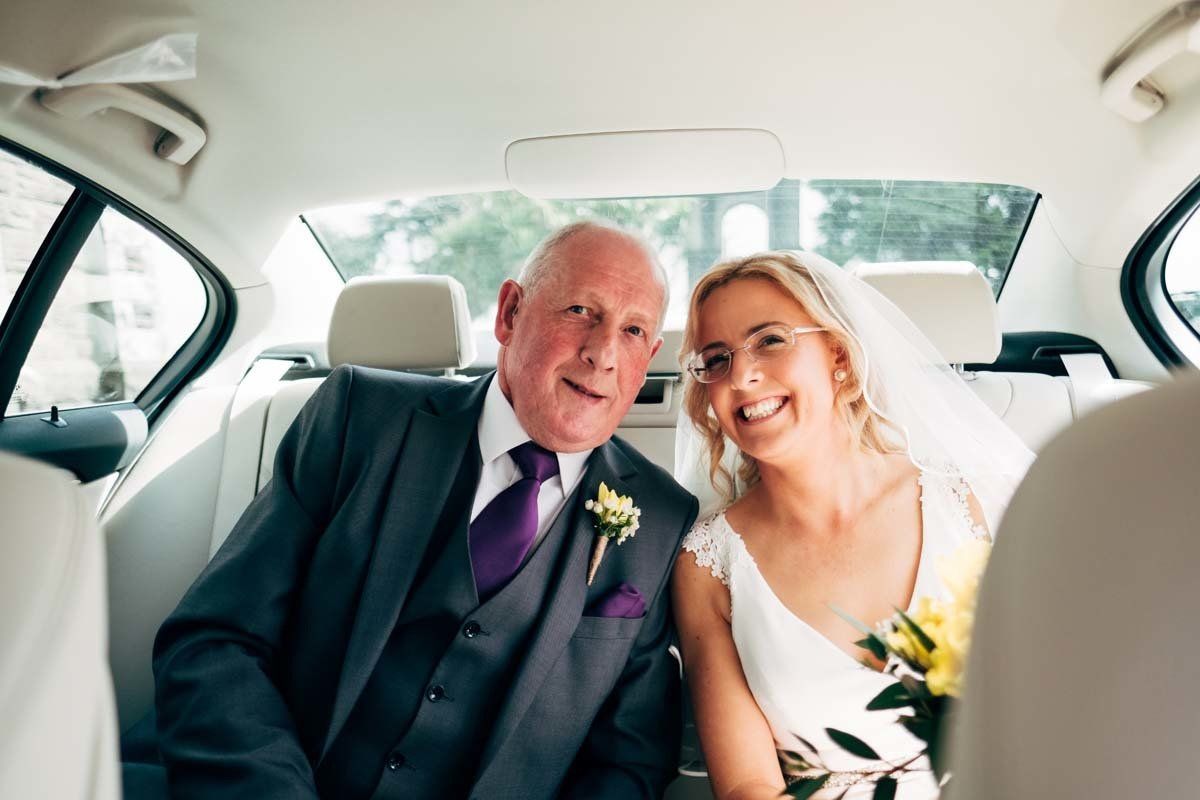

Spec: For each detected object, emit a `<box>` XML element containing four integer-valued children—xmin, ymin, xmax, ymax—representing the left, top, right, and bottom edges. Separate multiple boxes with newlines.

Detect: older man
<box><xmin>152</xmin><ymin>222</ymin><xmax>699</xmax><ymax>800</ymax></box>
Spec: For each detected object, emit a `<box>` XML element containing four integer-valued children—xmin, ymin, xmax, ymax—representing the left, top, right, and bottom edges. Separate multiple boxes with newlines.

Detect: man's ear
<box><xmin>494</xmin><ymin>279</ymin><xmax>523</xmax><ymax>346</ymax></box>
<box><xmin>641</xmin><ymin>337</ymin><xmax>665</xmax><ymax>387</ymax></box>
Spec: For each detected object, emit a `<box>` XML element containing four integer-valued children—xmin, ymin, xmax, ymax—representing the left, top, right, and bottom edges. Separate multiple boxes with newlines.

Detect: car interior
<box><xmin>2</xmin><ymin>1</ymin><xmax>1200</xmax><ymax>798</ymax></box>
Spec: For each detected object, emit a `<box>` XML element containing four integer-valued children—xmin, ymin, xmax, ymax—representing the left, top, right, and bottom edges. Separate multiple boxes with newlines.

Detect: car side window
<box><xmin>1165</xmin><ymin>206</ymin><xmax>1200</xmax><ymax>334</ymax></box>
<box><xmin>6</xmin><ymin>206</ymin><xmax>207</xmax><ymax>415</ymax></box>
<box><xmin>0</xmin><ymin>150</ymin><xmax>74</xmax><ymax>322</ymax></box>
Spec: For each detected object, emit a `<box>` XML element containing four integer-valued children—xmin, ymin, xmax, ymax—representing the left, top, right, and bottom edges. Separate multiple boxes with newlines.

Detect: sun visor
<box><xmin>506</xmin><ymin>129</ymin><xmax>785</xmax><ymax>199</ymax></box>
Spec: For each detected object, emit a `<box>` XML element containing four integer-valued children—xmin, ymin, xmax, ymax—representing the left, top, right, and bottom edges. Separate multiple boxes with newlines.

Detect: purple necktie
<box><xmin>469</xmin><ymin>441</ymin><xmax>560</xmax><ymax>600</ymax></box>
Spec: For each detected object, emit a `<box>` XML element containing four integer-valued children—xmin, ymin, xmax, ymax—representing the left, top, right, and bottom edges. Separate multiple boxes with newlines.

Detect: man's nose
<box><xmin>581</xmin><ymin>323</ymin><xmax>619</xmax><ymax>371</ymax></box>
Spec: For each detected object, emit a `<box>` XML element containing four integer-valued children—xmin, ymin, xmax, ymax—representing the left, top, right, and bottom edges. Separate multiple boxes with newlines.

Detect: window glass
<box><xmin>1165</xmin><ymin>206</ymin><xmax>1200</xmax><ymax>332</ymax></box>
<box><xmin>305</xmin><ymin>179</ymin><xmax>1036</xmax><ymax>347</ymax></box>
<box><xmin>0</xmin><ymin>149</ymin><xmax>74</xmax><ymax>321</ymax></box>
<box><xmin>7</xmin><ymin>207</ymin><xmax>207</xmax><ymax>415</ymax></box>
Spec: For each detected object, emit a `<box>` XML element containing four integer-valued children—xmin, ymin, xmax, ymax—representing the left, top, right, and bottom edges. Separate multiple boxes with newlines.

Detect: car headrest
<box><xmin>0</xmin><ymin>452</ymin><xmax>120</xmax><ymax>799</ymax></box>
<box><xmin>852</xmin><ymin>261</ymin><xmax>1001</xmax><ymax>364</ymax></box>
<box><xmin>327</xmin><ymin>275</ymin><xmax>476</xmax><ymax>370</ymax></box>
<box><xmin>951</xmin><ymin>372</ymin><xmax>1198</xmax><ymax>798</ymax></box>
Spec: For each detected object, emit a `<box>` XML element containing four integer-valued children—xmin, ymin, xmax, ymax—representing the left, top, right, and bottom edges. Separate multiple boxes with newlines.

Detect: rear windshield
<box><xmin>305</xmin><ymin>179</ymin><xmax>1036</xmax><ymax>338</ymax></box>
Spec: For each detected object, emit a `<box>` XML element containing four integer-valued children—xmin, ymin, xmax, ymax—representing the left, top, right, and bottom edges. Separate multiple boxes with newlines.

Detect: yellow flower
<box><xmin>925</xmin><ymin>647</ymin><xmax>963</xmax><ymax>697</ymax></box>
<box><xmin>588</xmin><ymin>483</ymin><xmax>641</xmax><ymax>543</ymax></box>
<box><xmin>937</xmin><ymin>538</ymin><xmax>991</xmax><ymax>605</ymax></box>
<box><xmin>900</xmin><ymin>540</ymin><xmax>991</xmax><ymax>697</ymax></box>
<box><xmin>600</xmin><ymin>481</ymin><xmax>620</xmax><ymax>511</ymax></box>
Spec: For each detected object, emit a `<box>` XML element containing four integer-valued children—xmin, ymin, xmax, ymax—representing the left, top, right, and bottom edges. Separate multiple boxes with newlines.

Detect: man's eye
<box><xmin>567</xmin><ymin>305</ymin><xmax>588</xmax><ymax>315</ymax></box>
<box><xmin>627</xmin><ymin>325</ymin><xmax>645</xmax><ymax>338</ymax></box>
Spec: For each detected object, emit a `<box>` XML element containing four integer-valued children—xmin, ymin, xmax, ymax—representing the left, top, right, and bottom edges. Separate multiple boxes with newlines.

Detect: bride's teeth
<box><xmin>741</xmin><ymin>398</ymin><xmax>783</xmax><ymax>420</ymax></box>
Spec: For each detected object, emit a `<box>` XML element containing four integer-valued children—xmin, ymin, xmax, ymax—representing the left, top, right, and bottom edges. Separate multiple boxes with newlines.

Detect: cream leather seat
<box><xmin>949</xmin><ymin>371</ymin><xmax>1200</xmax><ymax>799</ymax></box>
<box><xmin>0</xmin><ymin>452</ymin><xmax>120</xmax><ymax>800</ymax></box>
<box><xmin>208</xmin><ymin>274</ymin><xmax>477</xmax><ymax>556</ymax></box>
<box><xmin>855</xmin><ymin>261</ymin><xmax>1150</xmax><ymax>450</ymax></box>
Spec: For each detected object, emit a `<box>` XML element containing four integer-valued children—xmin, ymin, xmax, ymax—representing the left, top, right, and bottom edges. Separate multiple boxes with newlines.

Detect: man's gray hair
<box><xmin>517</xmin><ymin>220</ymin><xmax>670</xmax><ymax>334</ymax></box>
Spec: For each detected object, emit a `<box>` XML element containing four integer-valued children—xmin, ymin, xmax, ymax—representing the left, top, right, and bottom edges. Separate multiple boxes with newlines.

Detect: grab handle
<box><xmin>1101</xmin><ymin>14</ymin><xmax>1200</xmax><ymax>122</ymax></box>
<box><xmin>39</xmin><ymin>83</ymin><xmax>206</xmax><ymax>164</ymax></box>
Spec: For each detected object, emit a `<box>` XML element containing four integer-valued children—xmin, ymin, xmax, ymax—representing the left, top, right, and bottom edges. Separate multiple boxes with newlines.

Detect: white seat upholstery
<box><xmin>856</xmin><ymin>260</ymin><xmax>1150</xmax><ymax>450</ymax></box>
<box><xmin>0</xmin><ymin>453</ymin><xmax>120</xmax><ymax>800</ymax></box>
<box><xmin>328</xmin><ymin>274</ymin><xmax>477</xmax><ymax>370</ymax></box>
<box><xmin>950</xmin><ymin>371</ymin><xmax>1200</xmax><ymax>799</ymax></box>
<box><xmin>854</xmin><ymin>260</ymin><xmax>1001</xmax><ymax>364</ymax></box>
<box><xmin>210</xmin><ymin>275</ymin><xmax>476</xmax><ymax>556</ymax></box>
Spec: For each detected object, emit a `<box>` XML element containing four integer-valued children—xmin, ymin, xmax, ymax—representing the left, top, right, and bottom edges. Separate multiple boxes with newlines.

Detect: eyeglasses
<box><xmin>686</xmin><ymin>325</ymin><xmax>826</xmax><ymax>384</ymax></box>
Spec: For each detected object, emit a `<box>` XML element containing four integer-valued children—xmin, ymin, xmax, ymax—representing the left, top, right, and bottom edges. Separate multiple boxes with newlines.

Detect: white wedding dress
<box><xmin>681</xmin><ymin>469</ymin><xmax>990</xmax><ymax>799</ymax></box>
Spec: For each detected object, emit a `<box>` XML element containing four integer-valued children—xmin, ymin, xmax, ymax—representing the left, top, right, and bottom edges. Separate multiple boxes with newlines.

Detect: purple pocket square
<box><xmin>586</xmin><ymin>582</ymin><xmax>645</xmax><ymax>619</ymax></box>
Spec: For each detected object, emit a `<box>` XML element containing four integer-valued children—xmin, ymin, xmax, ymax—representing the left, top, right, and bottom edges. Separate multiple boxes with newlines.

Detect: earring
<box><xmin>834</xmin><ymin>369</ymin><xmax>848</xmax><ymax>382</ymax></box>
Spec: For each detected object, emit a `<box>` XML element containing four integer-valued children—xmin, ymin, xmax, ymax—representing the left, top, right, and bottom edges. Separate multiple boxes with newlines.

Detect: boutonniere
<box><xmin>584</xmin><ymin>482</ymin><xmax>641</xmax><ymax>586</ymax></box>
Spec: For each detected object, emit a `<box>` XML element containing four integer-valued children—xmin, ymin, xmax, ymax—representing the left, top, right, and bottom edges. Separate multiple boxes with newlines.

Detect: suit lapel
<box><xmin>475</xmin><ymin>439</ymin><xmax>637</xmax><ymax>779</ymax></box>
<box><xmin>319</xmin><ymin>374</ymin><xmax>490</xmax><ymax>762</ymax></box>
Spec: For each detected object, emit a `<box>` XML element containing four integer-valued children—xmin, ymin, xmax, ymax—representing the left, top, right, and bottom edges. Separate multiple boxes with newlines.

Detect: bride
<box><xmin>671</xmin><ymin>251</ymin><xmax>1033</xmax><ymax>799</ymax></box>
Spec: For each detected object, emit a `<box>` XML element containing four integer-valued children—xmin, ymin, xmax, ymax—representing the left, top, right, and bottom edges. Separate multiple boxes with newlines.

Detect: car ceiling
<box><xmin>1</xmin><ymin>0</ymin><xmax>1199</xmax><ymax>289</ymax></box>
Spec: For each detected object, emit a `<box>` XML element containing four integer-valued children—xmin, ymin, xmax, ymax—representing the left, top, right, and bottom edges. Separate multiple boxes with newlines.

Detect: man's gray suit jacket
<box><xmin>153</xmin><ymin>365</ymin><xmax>700</xmax><ymax>799</ymax></box>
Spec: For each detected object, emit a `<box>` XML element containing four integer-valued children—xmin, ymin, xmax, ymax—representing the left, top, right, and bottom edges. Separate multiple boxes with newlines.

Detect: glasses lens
<box><xmin>689</xmin><ymin>348</ymin><xmax>731</xmax><ymax>383</ymax></box>
<box><xmin>748</xmin><ymin>326</ymin><xmax>795</xmax><ymax>361</ymax></box>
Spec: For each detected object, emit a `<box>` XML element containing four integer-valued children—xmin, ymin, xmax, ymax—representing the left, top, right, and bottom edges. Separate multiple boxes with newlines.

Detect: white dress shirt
<box><xmin>470</xmin><ymin>377</ymin><xmax>593</xmax><ymax>547</ymax></box>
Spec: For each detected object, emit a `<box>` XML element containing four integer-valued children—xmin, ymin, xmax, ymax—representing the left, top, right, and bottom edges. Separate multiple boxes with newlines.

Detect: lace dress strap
<box><xmin>921</xmin><ymin>469</ymin><xmax>992</xmax><ymax>542</ymax></box>
<box><xmin>681</xmin><ymin>512</ymin><xmax>734</xmax><ymax>587</ymax></box>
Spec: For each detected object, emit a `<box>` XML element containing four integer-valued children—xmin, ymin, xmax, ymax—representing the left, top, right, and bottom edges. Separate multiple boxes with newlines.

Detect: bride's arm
<box><xmin>671</xmin><ymin>552</ymin><xmax>786</xmax><ymax>800</ymax></box>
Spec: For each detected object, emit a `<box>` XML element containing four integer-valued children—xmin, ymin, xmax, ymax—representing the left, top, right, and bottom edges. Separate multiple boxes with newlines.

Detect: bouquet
<box><xmin>783</xmin><ymin>538</ymin><xmax>991</xmax><ymax>799</ymax></box>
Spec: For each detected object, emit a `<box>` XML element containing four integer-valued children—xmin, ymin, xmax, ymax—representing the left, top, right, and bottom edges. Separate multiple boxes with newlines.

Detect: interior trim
<box><xmin>1121</xmin><ymin>171</ymin><xmax>1200</xmax><ymax>367</ymax></box>
<box><xmin>0</xmin><ymin>189</ymin><xmax>104</xmax><ymax>415</ymax></box>
<box><xmin>0</xmin><ymin>134</ymin><xmax>236</xmax><ymax>423</ymax></box>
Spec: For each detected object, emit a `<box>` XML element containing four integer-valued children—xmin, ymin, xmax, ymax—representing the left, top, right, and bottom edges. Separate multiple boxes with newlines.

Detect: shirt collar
<box><xmin>478</xmin><ymin>376</ymin><xmax>593</xmax><ymax>493</ymax></box>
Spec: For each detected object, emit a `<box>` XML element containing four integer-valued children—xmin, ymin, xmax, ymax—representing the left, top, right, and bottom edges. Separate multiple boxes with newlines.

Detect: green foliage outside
<box><xmin>306</xmin><ymin>181</ymin><xmax>1037</xmax><ymax>321</ymax></box>
<box><xmin>808</xmin><ymin>180</ymin><xmax>1036</xmax><ymax>293</ymax></box>
<box><xmin>310</xmin><ymin>193</ymin><xmax>693</xmax><ymax>316</ymax></box>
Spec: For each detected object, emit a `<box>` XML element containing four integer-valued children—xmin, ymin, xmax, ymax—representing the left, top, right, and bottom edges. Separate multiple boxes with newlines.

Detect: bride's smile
<box><xmin>695</xmin><ymin>277</ymin><xmax>847</xmax><ymax>464</ymax></box>
<box><xmin>737</xmin><ymin>396</ymin><xmax>787</xmax><ymax>423</ymax></box>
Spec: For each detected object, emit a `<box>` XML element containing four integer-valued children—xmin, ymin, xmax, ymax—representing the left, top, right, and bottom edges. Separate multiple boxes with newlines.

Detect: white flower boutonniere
<box><xmin>584</xmin><ymin>482</ymin><xmax>641</xmax><ymax>586</ymax></box>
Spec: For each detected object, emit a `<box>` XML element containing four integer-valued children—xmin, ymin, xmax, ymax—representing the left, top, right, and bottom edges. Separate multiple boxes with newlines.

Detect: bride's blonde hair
<box><xmin>680</xmin><ymin>251</ymin><xmax>905</xmax><ymax>502</ymax></box>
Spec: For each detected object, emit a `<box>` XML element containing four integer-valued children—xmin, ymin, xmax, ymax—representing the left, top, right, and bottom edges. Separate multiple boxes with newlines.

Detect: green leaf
<box><xmin>779</xmin><ymin>750</ymin><xmax>814</xmax><ymax>771</ymax></box>
<box><xmin>784</xmin><ymin>775</ymin><xmax>830</xmax><ymax>799</ymax></box>
<box><xmin>829</xmin><ymin>603</ymin><xmax>874</xmax><ymax>635</ymax></box>
<box><xmin>899</xmin><ymin>674</ymin><xmax>929</xmax><ymax>700</ymax></box>
<box><xmin>894</xmin><ymin>609</ymin><xmax>936</xmax><ymax>653</ymax></box>
<box><xmin>873</xmin><ymin>777</ymin><xmax>898</xmax><ymax>800</ymax></box>
<box><xmin>899</xmin><ymin>714</ymin><xmax>938</xmax><ymax>745</ymax></box>
<box><xmin>855</xmin><ymin>634</ymin><xmax>888</xmax><ymax>662</ymax></box>
<box><xmin>792</xmin><ymin>734</ymin><xmax>821</xmax><ymax>756</ymax></box>
<box><xmin>825</xmin><ymin>728</ymin><xmax>882</xmax><ymax>760</ymax></box>
<box><xmin>866</xmin><ymin>681</ymin><xmax>913</xmax><ymax>711</ymax></box>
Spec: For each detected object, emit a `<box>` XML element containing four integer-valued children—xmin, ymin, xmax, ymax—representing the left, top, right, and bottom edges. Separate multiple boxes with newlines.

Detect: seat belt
<box><xmin>1061</xmin><ymin>352</ymin><xmax>1115</xmax><ymax>420</ymax></box>
<box><xmin>209</xmin><ymin>358</ymin><xmax>295</xmax><ymax>559</ymax></box>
